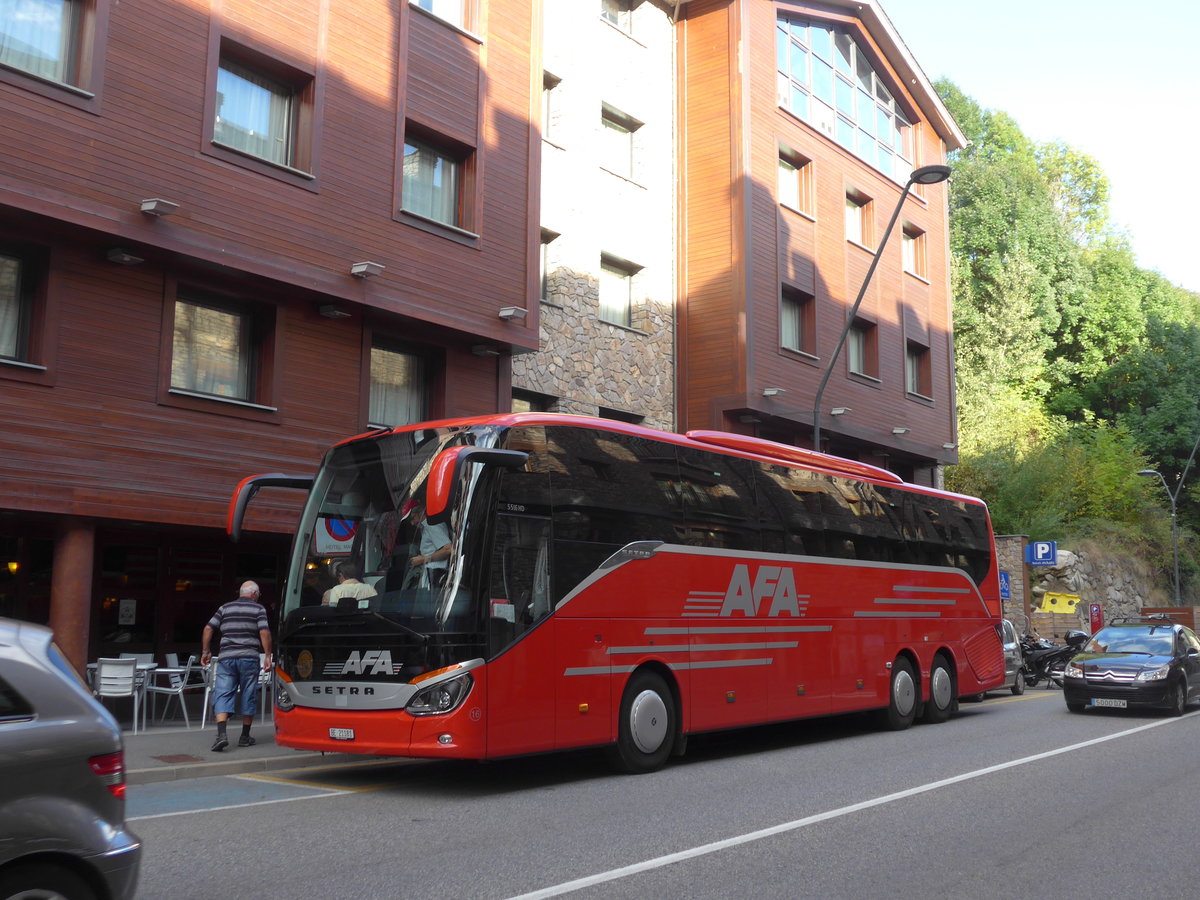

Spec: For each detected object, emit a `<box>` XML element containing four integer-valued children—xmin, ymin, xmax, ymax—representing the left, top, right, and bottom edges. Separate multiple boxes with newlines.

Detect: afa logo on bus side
<box><xmin>720</xmin><ymin>564</ymin><xmax>802</xmax><ymax>617</ymax></box>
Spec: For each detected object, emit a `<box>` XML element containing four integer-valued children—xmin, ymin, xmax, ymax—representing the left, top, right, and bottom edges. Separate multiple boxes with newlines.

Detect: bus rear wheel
<box><xmin>610</xmin><ymin>670</ymin><xmax>676</xmax><ymax>774</ymax></box>
<box><xmin>923</xmin><ymin>653</ymin><xmax>955</xmax><ymax>724</ymax></box>
<box><xmin>881</xmin><ymin>657</ymin><xmax>917</xmax><ymax>731</ymax></box>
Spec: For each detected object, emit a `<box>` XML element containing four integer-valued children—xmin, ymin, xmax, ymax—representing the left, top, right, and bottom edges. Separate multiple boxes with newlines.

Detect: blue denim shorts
<box><xmin>213</xmin><ymin>656</ymin><xmax>260</xmax><ymax>717</ymax></box>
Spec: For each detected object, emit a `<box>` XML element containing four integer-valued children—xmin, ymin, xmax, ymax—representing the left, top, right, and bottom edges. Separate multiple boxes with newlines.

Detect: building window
<box><xmin>214</xmin><ymin>56</ymin><xmax>306</xmax><ymax>170</ymax></box>
<box><xmin>0</xmin><ymin>0</ymin><xmax>84</xmax><ymax>85</ymax></box>
<box><xmin>902</xmin><ymin>226</ymin><xmax>927</xmax><ymax>278</ymax></box>
<box><xmin>171</xmin><ymin>297</ymin><xmax>257</xmax><ymax>402</ymax></box>
<box><xmin>845</xmin><ymin>192</ymin><xmax>872</xmax><ymax>247</ymax></box>
<box><xmin>601</xmin><ymin>0</ymin><xmax>635</xmax><ymax>33</ymax></box>
<box><xmin>402</xmin><ymin>134</ymin><xmax>462</xmax><ymax>227</ymax></box>
<box><xmin>540</xmin><ymin>228</ymin><xmax>559</xmax><ymax>302</ymax></box>
<box><xmin>0</xmin><ymin>252</ymin><xmax>31</xmax><ymax>362</ymax></box>
<box><xmin>542</xmin><ymin>72</ymin><xmax>561</xmax><ymax>143</ymax></box>
<box><xmin>370</xmin><ymin>343</ymin><xmax>427</xmax><ymax>427</ymax></box>
<box><xmin>411</xmin><ymin>0</ymin><xmax>468</xmax><ymax>30</ymax></box>
<box><xmin>906</xmin><ymin>341</ymin><xmax>931</xmax><ymax>397</ymax></box>
<box><xmin>599</xmin><ymin>253</ymin><xmax>640</xmax><ymax>328</ymax></box>
<box><xmin>778</xmin><ymin>148</ymin><xmax>813</xmax><ymax>216</ymax></box>
<box><xmin>512</xmin><ymin>389</ymin><xmax>553</xmax><ymax>413</ymax></box>
<box><xmin>600</xmin><ymin>103</ymin><xmax>642</xmax><ymax>181</ymax></box>
<box><xmin>780</xmin><ymin>286</ymin><xmax>814</xmax><ymax>355</ymax></box>
<box><xmin>847</xmin><ymin>318</ymin><xmax>877</xmax><ymax>378</ymax></box>
<box><xmin>776</xmin><ymin>14</ymin><xmax>913</xmax><ymax>183</ymax></box>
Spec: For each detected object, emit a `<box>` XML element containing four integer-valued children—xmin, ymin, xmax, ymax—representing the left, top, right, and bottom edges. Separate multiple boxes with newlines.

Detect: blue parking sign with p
<box><xmin>1025</xmin><ymin>541</ymin><xmax>1057</xmax><ymax>566</ymax></box>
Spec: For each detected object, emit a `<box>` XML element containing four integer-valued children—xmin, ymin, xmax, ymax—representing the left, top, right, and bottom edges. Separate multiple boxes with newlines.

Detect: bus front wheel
<box><xmin>610</xmin><ymin>670</ymin><xmax>676</xmax><ymax>774</ymax></box>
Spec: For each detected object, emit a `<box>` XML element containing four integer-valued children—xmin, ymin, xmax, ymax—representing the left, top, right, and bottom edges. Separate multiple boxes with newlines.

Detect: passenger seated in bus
<box><xmin>322</xmin><ymin>562</ymin><xmax>378</xmax><ymax>606</ymax></box>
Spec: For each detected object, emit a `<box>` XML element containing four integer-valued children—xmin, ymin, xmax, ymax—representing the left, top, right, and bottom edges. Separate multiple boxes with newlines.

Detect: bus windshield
<box><xmin>280</xmin><ymin>423</ymin><xmax>503</xmax><ymax>677</ymax></box>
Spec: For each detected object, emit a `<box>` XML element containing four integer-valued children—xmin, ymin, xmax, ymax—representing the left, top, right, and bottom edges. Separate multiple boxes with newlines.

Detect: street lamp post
<box><xmin>1139</xmin><ymin>431</ymin><xmax>1200</xmax><ymax>604</ymax></box>
<box><xmin>811</xmin><ymin>164</ymin><xmax>951</xmax><ymax>452</ymax></box>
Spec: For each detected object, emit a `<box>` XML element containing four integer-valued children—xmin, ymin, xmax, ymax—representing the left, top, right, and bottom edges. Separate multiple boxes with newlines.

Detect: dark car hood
<box><xmin>1071</xmin><ymin>652</ymin><xmax>1172</xmax><ymax>672</ymax></box>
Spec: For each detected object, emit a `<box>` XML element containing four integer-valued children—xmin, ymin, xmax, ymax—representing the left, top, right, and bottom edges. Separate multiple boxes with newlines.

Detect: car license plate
<box><xmin>1090</xmin><ymin>698</ymin><xmax>1127</xmax><ymax>709</ymax></box>
<box><xmin>329</xmin><ymin>727</ymin><xmax>355</xmax><ymax>740</ymax></box>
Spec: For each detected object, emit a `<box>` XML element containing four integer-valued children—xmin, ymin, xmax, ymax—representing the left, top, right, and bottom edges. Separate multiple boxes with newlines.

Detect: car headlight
<box><xmin>1136</xmin><ymin>664</ymin><xmax>1171</xmax><ymax>682</ymax></box>
<box><xmin>1065</xmin><ymin>662</ymin><xmax>1085</xmax><ymax>679</ymax></box>
<box><xmin>407</xmin><ymin>672</ymin><xmax>473</xmax><ymax>716</ymax></box>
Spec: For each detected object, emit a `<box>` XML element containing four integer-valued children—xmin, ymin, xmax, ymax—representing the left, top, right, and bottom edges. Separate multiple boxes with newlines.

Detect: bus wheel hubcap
<box><xmin>894</xmin><ymin>670</ymin><xmax>916</xmax><ymax>716</ymax></box>
<box><xmin>930</xmin><ymin>666</ymin><xmax>952</xmax><ymax>710</ymax></box>
<box><xmin>629</xmin><ymin>689</ymin><xmax>668</xmax><ymax>754</ymax></box>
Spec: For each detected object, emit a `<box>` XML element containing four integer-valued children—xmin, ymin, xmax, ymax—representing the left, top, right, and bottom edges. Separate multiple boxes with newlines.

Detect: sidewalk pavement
<box><xmin>122</xmin><ymin>721</ymin><xmax>376</xmax><ymax>785</ymax></box>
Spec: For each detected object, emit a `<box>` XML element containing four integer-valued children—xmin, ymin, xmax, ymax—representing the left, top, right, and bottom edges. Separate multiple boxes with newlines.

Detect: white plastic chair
<box><xmin>94</xmin><ymin>657</ymin><xmax>142</xmax><ymax>734</ymax></box>
<box><xmin>145</xmin><ymin>654</ymin><xmax>203</xmax><ymax>728</ymax></box>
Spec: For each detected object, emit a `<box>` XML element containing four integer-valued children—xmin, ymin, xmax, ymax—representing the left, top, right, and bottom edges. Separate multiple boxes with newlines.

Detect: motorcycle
<box><xmin>1021</xmin><ymin>629</ymin><xmax>1090</xmax><ymax>688</ymax></box>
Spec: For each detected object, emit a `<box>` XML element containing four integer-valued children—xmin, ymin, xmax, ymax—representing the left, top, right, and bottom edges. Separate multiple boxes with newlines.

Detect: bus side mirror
<box><xmin>425</xmin><ymin>447</ymin><xmax>528</xmax><ymax>525</ymax></box>
<box><xmin>227</xmin><ymin>473</ymin><xmax>314</xmax><ymax>542</ymax></box>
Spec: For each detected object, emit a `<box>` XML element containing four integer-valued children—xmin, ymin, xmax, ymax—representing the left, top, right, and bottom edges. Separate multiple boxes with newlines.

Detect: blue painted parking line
<box><xmin>128</xmin><ymin>774</ymin><xmax>344</xmax><ymax>820</ymax></box>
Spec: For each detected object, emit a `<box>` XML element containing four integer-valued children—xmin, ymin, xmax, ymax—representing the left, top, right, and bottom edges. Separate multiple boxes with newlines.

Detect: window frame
<box><xmin>778</xmin><ymin>146</ymin><xmax>814</xmax><ymax>217</ymax></box>
<box><xmin>542</xmin><ymin>71</ymin><xmax>562</xmax><ymax>146</ymax></box>
<box><xmin>905</xmin><ymin>340</ymin><xmax>932</xmax><ymax>398</ymax></box>
<box><xmin>204</xmin><ymin>37</ymin><xmax>319</xmax><ymax>188</ymax></box>
<box><xmin>399</xmin><ymin>124</ymin><xmax>477</xmax><ymax>239</ymax></box>
<box><xmin>780</xmin><ymin>285</ymin><xmax>815</xmax><ymax>356</ymax></box>
<box><xmin>902</xmin><ymin>225</ymin><xmax>928</xmax><ymax>280</ymax></box>
<box><xmin>367</xmin><ymin>339</ymin><xmax>430</xmax><ymax>429</ymax></box>
<box><xmin>0</xmin><ymin>241</ymin><xmax>57</xmax><ymax>385</ymax></box>
<box><xmin>158</xmin><ymin>279</ymin><xmax>278</xmax><ymax>422</ymax></box>
<box><xmin>845</xmin><ymin>190</ymin><xmax>873</xmax><ymax>248</ymax></box>
<box><xmin>600</xmin><ymin>0</ymin><xmax>637</xmax><ymax>34</ymax></box>
<box><xmin>600</xmin><ymin>102</ymin><xmax>643</xmax><ymax>183</ymax></box>
<box><xmin>410</xmin><ymin>0</ymin><xmax>475</xmax><ymax>33</ymax></box>
<box><xmin>539</xmin><ymin>228</ymin><xmax>560</xmax><ymax>304</ymax></box>
<box><xmin>599</xmin><ymin>252</ymin><xmax>642</xmax><ymax>329</ymax></box>
<box><xmin>847</xmin><ymin>317</ymin><xmax>878</xmax><ymax>379</ymax></box>
<box><xmin>0</xmin><ymin>0</ymin><xmax>109</xmax><ymax>110</ymax></box>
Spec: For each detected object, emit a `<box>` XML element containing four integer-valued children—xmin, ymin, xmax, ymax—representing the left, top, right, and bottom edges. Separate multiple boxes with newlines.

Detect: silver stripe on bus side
<box><xmin>608</xmin><ymin>642</ymin><xmax>799</xmax><ymax>654</ymax></box>
<box><xmin>873</xmin><ymin>597</ymin><xmax>957</xmax><ymax>606</ymax></box>
<box><xmin>669</xmin><ymin>659</ymin><xmax>774</xmax><ymax>670</ymax></box>
<box><xmin>563</xmin><ymin>665</ymin><xmax>638</xmax><ymax>676</ymax></box>
<box><xmin>854</xmin><ymin>611</ymin><xmax>942</xmax><ymax>618</ymax></box>
<box><xmin>645</xmin><ymin>625</ymin><xmax>831</xmax><ymax>634</ymax></box>
<box><xmin>892</xmin><ymin>584</ymin><xmax>971</xmax><ymax>593</ymax></box>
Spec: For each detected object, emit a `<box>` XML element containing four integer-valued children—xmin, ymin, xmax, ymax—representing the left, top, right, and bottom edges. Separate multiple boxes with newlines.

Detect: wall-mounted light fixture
<box><xmin>498</xmin><ymin>306</ymin><xmax>528</xmax><ymax>321</ymax></box>
<box><xmin>761</xmin><ymin>387</ymin><xmax>786</xmax><ymax>397</ymax></box>
<box><xmin>106</xmin><ymin>247</ymin><xmax>144</xmax><ymax>265</ymax></box>
<box><xmin>6</xmin><ymin>561</ymin><xmax>17</xmax><ymax>575</ymax></box>
<box><xmin>350</xmin><ymin>261</ymin><xmax>385</xmax><ymax>278</ymax></box>
<box><xmin>140</xmin><ymin>197</ymin><xmax>179</xmax><ymax>216</ymax></box>
<box><xmin>471</xmin><ymin>345</ymin><xmax>501</xmax><ymax>357</ymax></box>
<box><xmin>318</xmin><ymin>303</ymin><xmax>352</xmax><ymax>319</ymax></box>
<box><xmin>892</xmin><ymin>427</ymin><xmax>910</xmax><ymax>435</ymax></box>
<box><xmin>739</xmin><ymin>414</ymin><xmax>762</xmax><ymax>424</ymax></box>
<box><xmin>830</xmin><ymin>407</ymin><xmax>850</xmax><ymax>416</ymax></box>
<box><xmin>942</xmin><ymin>442</ymin><xmax>957</xmax><ymax>450</ymax></box>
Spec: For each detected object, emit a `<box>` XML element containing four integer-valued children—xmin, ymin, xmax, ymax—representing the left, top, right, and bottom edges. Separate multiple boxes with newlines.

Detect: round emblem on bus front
<box><xmin>297</xmin><ymin>650</ymin><xmax>313</xmax><ymax>678</ymax></box>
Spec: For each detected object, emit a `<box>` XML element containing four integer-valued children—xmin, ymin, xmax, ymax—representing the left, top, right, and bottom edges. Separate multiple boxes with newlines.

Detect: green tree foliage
<box><xmin>936</xmin><ymin>80</ymin><xmax>1200</xmax><ymax>598</ymax></box>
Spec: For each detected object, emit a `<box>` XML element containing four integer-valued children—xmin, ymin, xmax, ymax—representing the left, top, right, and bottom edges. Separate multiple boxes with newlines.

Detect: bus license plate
<box><xmin>329</xmin><ymin>728</ymin><xmax>355</xmax><ymax>740</ymax></box>
<box><xmin>1091</xmin><ymin>698</ymin><xmax>1126</xmax><ymax>708</ymax></box>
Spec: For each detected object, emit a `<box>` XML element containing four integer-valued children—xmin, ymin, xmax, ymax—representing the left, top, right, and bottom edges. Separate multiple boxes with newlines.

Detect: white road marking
<box><xmin>505</xmin><ymin>711</ymin><xmax>1197</xmax><ymax>899</ymax></box>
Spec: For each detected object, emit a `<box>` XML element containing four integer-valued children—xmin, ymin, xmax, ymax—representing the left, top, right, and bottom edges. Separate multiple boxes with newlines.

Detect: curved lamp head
<box><xmin>909</xmin><ymin>164</ymin><xmax>952</xmax><ymax>185</ymax></box>
<box><xmin>1137</xmin><ymin>469</ymin><xmax>1161</xmax><ymax>478</ymax></box>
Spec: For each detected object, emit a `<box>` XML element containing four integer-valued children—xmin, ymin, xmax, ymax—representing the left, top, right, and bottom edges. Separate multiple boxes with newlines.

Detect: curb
<box><xmin>128</xmin><ymin>751</ymin><xmax>374</xmax><ymax>785</ymax></box>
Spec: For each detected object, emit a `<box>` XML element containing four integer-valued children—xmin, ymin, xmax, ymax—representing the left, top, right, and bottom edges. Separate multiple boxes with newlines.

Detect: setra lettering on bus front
<box><xmin>721</xmin><ymin>564</ymin><xmax>800</xmax><ymax>617</ymax></box>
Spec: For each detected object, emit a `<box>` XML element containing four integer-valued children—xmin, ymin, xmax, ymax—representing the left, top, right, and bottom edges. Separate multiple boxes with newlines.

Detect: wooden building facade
<box><xmin>0</xmin><ymin>0</ymin><xmax>539</xmax><ymax>668</ymax></box>
<box><xmin>676</xmin><ymin>0</ymin><xmax>965</xmax><ymax>483</ymax></box>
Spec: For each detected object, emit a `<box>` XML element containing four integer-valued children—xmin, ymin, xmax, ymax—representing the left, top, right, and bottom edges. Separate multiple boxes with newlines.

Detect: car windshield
<box><xmin>1085</xmin><ymin>629</ymin><xmax>1173</xmax><ymax>655</ymax></box>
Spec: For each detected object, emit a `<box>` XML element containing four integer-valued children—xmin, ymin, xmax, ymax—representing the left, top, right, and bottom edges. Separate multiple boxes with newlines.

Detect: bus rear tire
<box><xmin>923</xmin><ymin>653</ymin><xmax>954</xmax><ymax>724</ymax></box>
<box><xmin>881</xmin><ymin>657</ymin><xmax>917</xmax><ymax>731</ymax></box>
<box><xmin>610</xmin><ymin>669</ymin><xmax>676</xmax><ymax>774</ymax></box>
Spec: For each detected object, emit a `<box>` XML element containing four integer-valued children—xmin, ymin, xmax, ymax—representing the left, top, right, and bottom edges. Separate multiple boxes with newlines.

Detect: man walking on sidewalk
<box><xmin>201</xmin><ymin>581</ymin><xmax>273</xmax><ymax>752</ymax></box>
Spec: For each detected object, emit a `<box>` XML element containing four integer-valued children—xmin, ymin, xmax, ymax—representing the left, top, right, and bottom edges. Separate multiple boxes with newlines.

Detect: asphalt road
<box><xmin>129</xmin><ymin>689</ymin><xmax>1200</xmax><ymax>899</ymax></box>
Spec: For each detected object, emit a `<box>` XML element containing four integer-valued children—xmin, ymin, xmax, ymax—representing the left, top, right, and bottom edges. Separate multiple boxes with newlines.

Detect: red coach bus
<box><xmin>229</xmin><ymin>414</ymin><xmax>1004</xmax><ymax>773</ymax></box>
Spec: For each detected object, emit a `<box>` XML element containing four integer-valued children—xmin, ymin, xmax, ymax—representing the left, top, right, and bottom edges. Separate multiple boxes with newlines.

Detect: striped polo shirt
<box><xmin>207</xmin><ymin>597</ymin><xmax>269</xmax><ymax>659</ymax></box>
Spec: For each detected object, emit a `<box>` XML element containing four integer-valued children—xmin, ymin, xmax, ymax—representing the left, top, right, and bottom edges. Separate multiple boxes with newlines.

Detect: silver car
<box><xmin>0</xmin><ymin>618</ymin><xmax>142</xmax><ymax>900</ymax></box>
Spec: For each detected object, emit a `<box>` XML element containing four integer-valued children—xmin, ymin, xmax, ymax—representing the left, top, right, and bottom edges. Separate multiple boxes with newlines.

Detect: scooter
<box><xmin>1022</xmin><ymin>629</ymin><xmax>1089</xmax><ymax>688</ymax></box>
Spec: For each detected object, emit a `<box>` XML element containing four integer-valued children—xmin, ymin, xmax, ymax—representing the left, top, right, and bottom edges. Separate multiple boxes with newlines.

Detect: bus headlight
<box><xmin>275</xmin><ymin>680</ymin><xmax>294</xmax><ymax>712</ymax></box>
<box><xmin>407</xmin><ymin>673</ymin><xmax>473</xmax><ymax>716</ymax></box>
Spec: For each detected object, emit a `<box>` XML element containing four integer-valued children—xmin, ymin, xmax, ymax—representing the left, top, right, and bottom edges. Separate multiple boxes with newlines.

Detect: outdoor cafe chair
<box><xmin>93</xmin><ymin>657</ymin><xmax>143</xmax><ymax>734</ymax></box>
<box><xmin>145</xmin><ymin>654</ymin><xmax>203</xmax><ymax>728</ymax></box>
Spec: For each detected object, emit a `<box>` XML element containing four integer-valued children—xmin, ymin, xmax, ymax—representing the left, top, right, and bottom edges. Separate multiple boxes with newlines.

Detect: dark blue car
<box><xmin>1062</xmin><ymin>615</ymin><xmax>1200</xmax><ymax>716</ymax></box>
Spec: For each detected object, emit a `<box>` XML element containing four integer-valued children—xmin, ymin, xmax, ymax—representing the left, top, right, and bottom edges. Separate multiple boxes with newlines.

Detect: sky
<box><xmin>879</xmin><ymin>0</ymin><xmax>1200</xmax><ymax>294</ymax></box>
